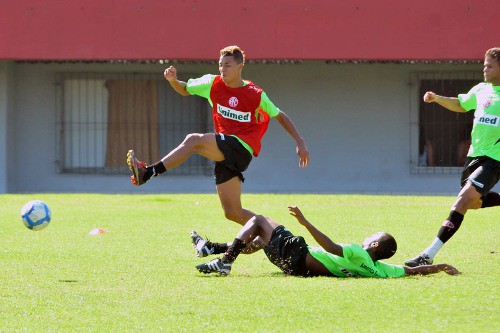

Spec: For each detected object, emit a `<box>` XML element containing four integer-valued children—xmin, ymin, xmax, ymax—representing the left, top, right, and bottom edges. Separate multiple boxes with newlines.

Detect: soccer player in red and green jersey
<box><xmin>193</xmin><ymin>206</ymin><xmax>459</xmax><ymax>277</ymax></box>
<box><xmin>406</xmin><ymin>47</ymin><xmax>500</xmax><ymax>267</ymax></box>
<box><xmin>127</xmin><ymin>46</ymin><xmax>309</xmax><ymax>228</ymax></box>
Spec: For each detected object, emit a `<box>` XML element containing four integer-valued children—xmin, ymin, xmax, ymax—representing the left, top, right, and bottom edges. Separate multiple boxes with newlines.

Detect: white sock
<box><xmin>423</xmin><ymin>238</ymin><xmax>444</xmax><ymax>260</ymax></box>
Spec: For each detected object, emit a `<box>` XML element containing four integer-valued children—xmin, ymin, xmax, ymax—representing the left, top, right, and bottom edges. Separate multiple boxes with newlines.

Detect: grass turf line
<box><xmin>0</xmin><ymin>194</ymin><xmax>498</xmax><ymax>332</ymax></box>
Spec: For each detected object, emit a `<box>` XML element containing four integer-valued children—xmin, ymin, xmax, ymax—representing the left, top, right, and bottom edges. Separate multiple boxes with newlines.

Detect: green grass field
<box><xmin>0</xmin><ymin>194</ymin><xmax>498</xmax><ymax>332</ymax></box>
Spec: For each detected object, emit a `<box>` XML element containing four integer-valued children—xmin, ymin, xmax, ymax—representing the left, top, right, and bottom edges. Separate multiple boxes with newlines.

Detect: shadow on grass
<box><xmin>195</xmin><ymin>271</ymin><xmax>300</xmax><ymax>278</ymax></box>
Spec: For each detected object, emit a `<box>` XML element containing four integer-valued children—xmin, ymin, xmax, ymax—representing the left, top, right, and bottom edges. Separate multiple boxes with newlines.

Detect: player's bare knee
<box><xmin>183</xmin><ymin>133</ymin><xmax>202</xmax><ymax>146</ymax></box>
<box><xmin>253</xmin><ymin>215</ymin><xmax>266</xmax><ymax>225</ymax></box>
<box><xmin>184</xmin><ymin>133</ymin><xmax>212</xmax><ymax>155</ymax></box>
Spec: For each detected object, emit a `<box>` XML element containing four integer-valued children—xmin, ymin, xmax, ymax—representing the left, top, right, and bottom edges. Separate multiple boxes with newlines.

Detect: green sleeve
<box><xmin>376</xmin><ymin>261</ymin><xmax>406</xmax><ymax>278</ymax></box>
<box><xmin>259</xmin><ymin>92</ymin><xmax>280</xmax><ymax>117</ymax></box>
<box><xmin>342</xmin><ymin>245</ymin><xmax>354</xmax><ymax>258</ymax></box>
<box><xmin>457</xmin><ymin>83</ymin><xmax>481</xmax><ymax>111</ymax></box>
<box><xmin>186</xmin><ymin>74</ymin><xmax>216</xmax><ymax>104</ymax></box>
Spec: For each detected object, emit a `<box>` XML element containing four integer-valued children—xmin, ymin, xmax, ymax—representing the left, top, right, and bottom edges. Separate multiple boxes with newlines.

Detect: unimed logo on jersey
<box><xmin>217</xmin><ymin>104</ymin><xmax>251</xmax><ymax>122</ymax></box>
<box><xmin>477</xmin><ymin>114</ymin><xmax>499</xmax><ymax>127</ymax></box>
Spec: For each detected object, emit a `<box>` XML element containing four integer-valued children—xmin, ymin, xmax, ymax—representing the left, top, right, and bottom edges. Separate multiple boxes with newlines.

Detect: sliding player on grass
<box><xmin>192</xmin><ymin>206</ymin><xmax>460</xmax><ymax>277</ymax></box>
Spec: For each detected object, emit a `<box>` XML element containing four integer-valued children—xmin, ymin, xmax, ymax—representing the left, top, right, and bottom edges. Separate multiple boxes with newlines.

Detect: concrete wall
<box><xmin>4</xmin><ymin>60</ymin><xmax>497</xmax><ymax>194</ymax></box>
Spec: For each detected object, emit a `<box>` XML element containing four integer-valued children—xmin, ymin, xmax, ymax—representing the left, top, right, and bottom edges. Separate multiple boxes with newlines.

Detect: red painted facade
<box><xmin>1</xmin><ymin>0</ymin><xmax>498</xmax><ymax>61</ymax></box>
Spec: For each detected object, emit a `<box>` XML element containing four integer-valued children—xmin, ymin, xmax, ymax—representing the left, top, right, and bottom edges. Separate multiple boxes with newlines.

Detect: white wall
<box><xmin>3</xmin><ymin>60</ymin><xmax>498</xmax><ymax>194</ymax></box>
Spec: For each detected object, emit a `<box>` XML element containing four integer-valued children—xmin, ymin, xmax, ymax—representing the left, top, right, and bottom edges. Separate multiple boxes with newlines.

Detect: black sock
<box><xmin>144</xmin><ymin>161</ymin><xmax>166</xmax><ymax>182</ymax></box>
<box><xmin>222</xmin><ymin>238</ymin><xmax>246</xmax><ymax>264</ymax></box>
<box><xmin>204</xmin><ymin>241</ymin><xmax>228</xmax><ymax>254</ymax></box>
<box><xmin>437</xmin><ymin>210</ymin><xmax>464</xmax><ymax>243</ymax></box>
<box><xmin>212</xmin><ymin>242</ymin><xmax>228</xmax><ymax>254</ymax></box>
<box><xmin>481</xmin><ymin>192</ymin><xmax>500</xmax><ymax>208</ymax></box>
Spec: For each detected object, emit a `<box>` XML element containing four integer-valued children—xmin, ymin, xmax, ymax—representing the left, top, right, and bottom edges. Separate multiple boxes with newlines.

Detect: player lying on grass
<box><xmin>192</xmin><ymin>206</ymin><xmax>460</xmax><ymax>277</ymax></box>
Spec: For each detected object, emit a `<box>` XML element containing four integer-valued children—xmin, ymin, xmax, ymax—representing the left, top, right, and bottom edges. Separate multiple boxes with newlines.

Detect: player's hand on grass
<box><xmin>405</xmin><ymin>263</ymin><xmax>461</xmax><ymax>276</ymax></box>
<box><xmin>423</xmin><ymin>91</ymin><xmax>437</xmax><ymax>103</ymax></box>
<box><xmin>442</xmin><ymin>264</ymin><xmax>461</xmax><ymax>276</ymax></box>
<box><xmin>164</xmin><ymin>66</ymin><xmax>178</xmax><ymax>81</ymax></box>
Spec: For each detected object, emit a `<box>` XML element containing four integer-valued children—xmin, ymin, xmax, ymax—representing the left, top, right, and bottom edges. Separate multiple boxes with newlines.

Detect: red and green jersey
<box><xmin>186</xmin><ymin>74</ymin><xmax>280</xmax><ymax>157</ymax></box>
<box><xmin>308</xmin><ymin>244</ymin><xmax>405</xmax><ymax>278</ymax></box>
<box><xmin>458</xmin><ymin>82</ymin><xmax>500</xmax><ymax>161</ymax></box>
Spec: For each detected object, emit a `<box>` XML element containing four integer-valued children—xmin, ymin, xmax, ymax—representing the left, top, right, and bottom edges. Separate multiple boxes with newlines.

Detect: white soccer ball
<box><xmin>21</xmin><ymin>200</ymin><xmax>51</xmax><ymax>231</ymax></box>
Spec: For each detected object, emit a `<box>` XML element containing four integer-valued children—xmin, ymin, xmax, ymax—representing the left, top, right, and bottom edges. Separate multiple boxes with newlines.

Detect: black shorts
<box><xmin>214</xmin><ymin>134</ymin><xmax>252</xmax><ymax>185</ymax></box>
<box><xmin>263</xmin><ymin>225</ymin><xmax>311</xmax><ymax>277</ymax></box>
<box><xmin>460</xmin><ymin>156</ymin><xmax>500</xmax><ymax>196</ymax></box>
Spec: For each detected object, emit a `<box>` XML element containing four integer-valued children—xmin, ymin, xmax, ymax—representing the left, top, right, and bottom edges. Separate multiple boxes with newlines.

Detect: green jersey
<box><xmin>186</xmin><ymin>74</ymin><xmax>280</xmax><ymax>116</ymax></box>
<box><xmin>458</xmin><ymin>83</ymin><xmax>500</xmax><ymax>161</ymax></box>
<box><xmin>308</xmin><ymin>244</ymin><xmax>405</xmax><ymax>278</ymax></box>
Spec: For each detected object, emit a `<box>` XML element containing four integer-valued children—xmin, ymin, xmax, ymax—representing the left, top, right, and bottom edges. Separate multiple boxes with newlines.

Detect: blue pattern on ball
<box><xmin>21</xmin><ymin>200</ymin><xmax>51</xmax><ymax>231</ymax></box>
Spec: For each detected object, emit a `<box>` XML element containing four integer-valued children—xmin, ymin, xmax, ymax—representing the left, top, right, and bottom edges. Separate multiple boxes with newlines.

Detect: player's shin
<box><xmin>222</xmin><ymin>238</ymin><xmax>246</xmax><ymax>264</ymax></box>
<box><xmin>423</xmin><ymin>210</ymin><xmax>464</xmax><ymax>261</ymax></box>
<box><xmin>436</xmin><ymin>210</ymin><xmax>464</xmax><ymax>243</ymax></box>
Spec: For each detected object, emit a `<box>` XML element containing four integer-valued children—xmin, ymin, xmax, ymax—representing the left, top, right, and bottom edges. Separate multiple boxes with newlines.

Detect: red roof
<box><xmin>1</xmin><ymin>0</ymin><xmax>498</xmax><ymax>61</ymax></box>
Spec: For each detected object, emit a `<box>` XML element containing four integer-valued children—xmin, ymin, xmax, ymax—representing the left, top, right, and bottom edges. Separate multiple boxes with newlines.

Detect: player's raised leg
<box><xmin>127</xmin><ymin>133</ymin><xmax>224</xmax><ymax>186</ymax></box>
<box><xmin>160</xmin><ymin>133</ymin><xmax>224</xmax><ymax>170</ymax></box>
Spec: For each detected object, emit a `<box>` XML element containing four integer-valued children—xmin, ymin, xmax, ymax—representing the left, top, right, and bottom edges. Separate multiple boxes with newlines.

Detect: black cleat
<box><xmin>196</xmin><ymin>258</ymin><xmax>231</xmax><ymax>276</ymax></box>
<box><xmin>405</xmin><ymin>254</ymin><xmax>433</xmax><ymax>267</ymax></box>
<box><xmin>191</xmin><ymin>231</ymin><xmax>215</xmax><ymax>258</ymax></box>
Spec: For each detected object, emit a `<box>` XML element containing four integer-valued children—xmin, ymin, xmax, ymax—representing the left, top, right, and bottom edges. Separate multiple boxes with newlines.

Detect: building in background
<box><xmin>0</xmin><ymin>0</ymin><xmax>498</xmax><ymax>194</ymax></box>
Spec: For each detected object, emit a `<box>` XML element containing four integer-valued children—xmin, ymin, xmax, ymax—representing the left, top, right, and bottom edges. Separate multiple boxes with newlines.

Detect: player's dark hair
<box><xmin>486</xmin><ymin>47</ymin><xmax>500</xmax><ymax>65</ymax></box>
<box><xmin>220</xmin><ymin>45</ymin><xmax>245</xmax><ymax>64</ymax></box>
<box><xmin>376</xmin><ymin>233</ymin><xmax>397</xmax><ymax>260</ymax></box>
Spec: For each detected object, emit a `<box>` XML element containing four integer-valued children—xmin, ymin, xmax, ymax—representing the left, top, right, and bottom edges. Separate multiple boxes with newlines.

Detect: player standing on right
<box><xmin>406</xmin><ymin>47</ymin><xmax>500</xmax><ymax>267</ymax></box>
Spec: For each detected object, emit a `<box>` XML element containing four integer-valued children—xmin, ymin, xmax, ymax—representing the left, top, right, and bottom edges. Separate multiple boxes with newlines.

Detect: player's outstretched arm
<box><xmin>288</xmin><ymin>206</ymin><xmax>343</xmax><ymax>256</ymax></box>
<box><xmin>164</xmin><ymin>66</ymin><xmax>191</xmax><ymax>96</ymax></box>
<box><xmin>423</xmin><ymin>91</ymin><xmax>466</xmax><ymax>113</ymax></box>
<box><xmin>404</xmin><ymin>264</ymin><xmax>460</xmax><ymax>276</ymax></box>
<box><xmin>274</xmin><ymin>111</ymin><xmax>309</xmax><ymax>168</ymax></box>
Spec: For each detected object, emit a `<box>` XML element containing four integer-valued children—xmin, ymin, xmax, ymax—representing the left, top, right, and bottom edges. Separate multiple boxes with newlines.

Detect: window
<box><xmin>55</xmin><ymin>72</ymin><xmax>212</xmax><ymax>176</ymax></box>
<box><xmin>410</xmin><ymin>71</ymin><xmax>481</xmax><ymax>174</ymax></box>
